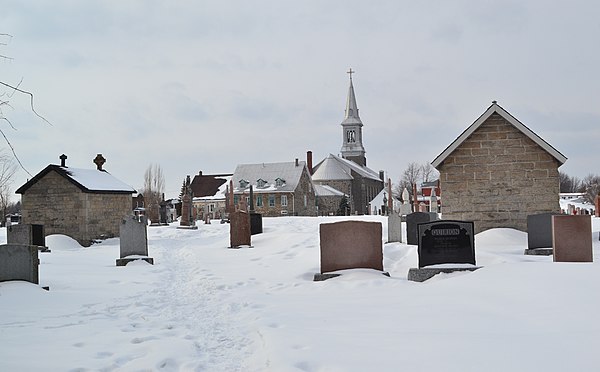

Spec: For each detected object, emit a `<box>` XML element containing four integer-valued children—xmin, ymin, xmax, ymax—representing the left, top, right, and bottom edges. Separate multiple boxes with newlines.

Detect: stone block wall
<box><xmin>21</xmin><ymin>171</ymin><xmax>132</xmax><ymax>246</ymax></box>
<box><xmin>437</xmin><ymin>113</ymin><xmax>561</xmax><ymax>233</ymax></box>
<box><xmin>317</xmin><ymin>194</ymin><xmax>344</xmax><ymax>216</ymax></box>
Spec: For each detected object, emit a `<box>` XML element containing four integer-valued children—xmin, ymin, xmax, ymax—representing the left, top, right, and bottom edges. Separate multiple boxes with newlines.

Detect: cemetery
<box><xmin>1</xmin><ymin>213</ymin><xmax>599</xmax><ymax>371</ymax></box>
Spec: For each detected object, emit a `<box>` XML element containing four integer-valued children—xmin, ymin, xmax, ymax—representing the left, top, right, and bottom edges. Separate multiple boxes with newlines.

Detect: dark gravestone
<box><xmin>116</xmin><ymin>216</ymin><xmax>154</xmax><ymax>266</ymax></box>
<box><xmin>406</xmin><ymin>212</ymin><xmax>437</xmax><ymax>245</ymax></box>
<box><xmin>552</xmin><ymin>215</ymin><xmax>593</xmax><ymax>262</ymax></box>
<box><xmin>250</xmin><ymin>212</ymin><xmax>263</xmax><ymax>235</ymax></box>
<box><xmin>7</xmin><ymin>224</ymin><xmax>50</xmax><ymax>252</ymax></box>
<box><xmin>159</xmin><ymin>203</ymin><xmax>168</xmax><ymax>225</ymax></box>
<box><xmin>229</xmin><ymin>210</ymin><xmax>252</xmax><ymax>248</ymax></box>
<box><xmin>314</xmin><ymin>220</ymin><xmax>387</xmax><ymax>281</ymax></box>
<box><xmin>408</xmin><ymin>220</ymin><xmax>479</xmax><ymax>282</ymax></box>
<box><xmin>0</xmin><ymin>244</ymin><xmax>39</xmax><ymax>284</ymax></box>
<box><xmin>417</xmin><ymin>220</ymin><xmax>475</xmax><ymax>267</ymax></box>
<box><xmin>525</xmin><ymin>213</ymin><xmax>558</xmax><ymax>255</ymax></box>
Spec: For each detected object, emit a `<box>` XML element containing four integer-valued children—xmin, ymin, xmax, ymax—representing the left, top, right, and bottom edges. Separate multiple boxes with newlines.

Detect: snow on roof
<box><xmin>312</xmin><ymin>154</ymin><xmax>381</xmax><ymax>182</ymax></box>
<box><xmin>232</xmin><ymin>161</ymin><xmax>308</xmax><ymax>193</ymax></box>
<box><xmin>64</xmin><ymin>167</ymin><xmax>137</xmax><ymax>192</ymax></box>
<box><xmin>314</xmin><ymin>184</ymin><xmax>346</xmax><ymax>197</ymax></box>
<box><xmin>16</xmin><ymin>164</ymin><xmax>136</xmax><ymax>194</ymax></box>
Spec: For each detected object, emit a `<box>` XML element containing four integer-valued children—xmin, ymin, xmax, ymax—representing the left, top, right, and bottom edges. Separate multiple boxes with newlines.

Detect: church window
<box><xmin>281</xmin><ymin>195</ymin><xmax>288</xmax><ymax>207</ymax></box>
<box><xmin>347</xmin><ymin>130</ymin><xmax>356</xmax><ymax>143</ymax></box>
<box><xmin>268</xmin><ymin>195</ymin><xmax>275</xmax><ymax>207</ymax></box>
<box><xmin>257</xmin><ymin>195</ymin><xmax>263</xmax><ymax>207</ymax></box>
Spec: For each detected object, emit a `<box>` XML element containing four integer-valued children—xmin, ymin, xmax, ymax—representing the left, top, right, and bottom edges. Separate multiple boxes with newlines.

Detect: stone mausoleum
<box><xmin>431</xmin><ymin>101</ymin><xmax>567</xmax><ymax>233</ymax></box>
<box><xmin>16</xmin><ymin>154</ymin><xmax>136</xmax><ymax>246</ymax></box>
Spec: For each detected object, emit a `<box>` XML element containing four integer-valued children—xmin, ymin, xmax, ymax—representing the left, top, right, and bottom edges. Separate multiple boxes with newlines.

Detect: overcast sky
<box><xmin>2</xmin><ymin>1</ymin><xmax>599</xmax><ymax>199</ymax></box>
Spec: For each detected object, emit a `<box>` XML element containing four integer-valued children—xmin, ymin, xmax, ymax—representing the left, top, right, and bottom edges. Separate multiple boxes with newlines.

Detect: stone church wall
<box><xmin>437</xmin><ymin>113</ymin><xmax>561</xmax><ymax>233</ymax></box>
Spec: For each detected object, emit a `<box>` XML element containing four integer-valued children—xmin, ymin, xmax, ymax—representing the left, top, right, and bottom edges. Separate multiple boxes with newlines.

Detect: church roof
<box><xmin>232</xmin><ymin>161</ymin><xmax>310</xmax><ymax>193</ymax></box>
<box><xmin>341</xmin><ymin>72</ymin><xmax>363</xmax><ymax>126</ymax></box>
<box><xmin>432</xmin><ymin>101</ymin><xmax>567</xmax><ymax>168</ymax></box>
<box><xmin>314</xmin><ymin>184</ymin><xmax>347</xmax><ymax>197</ymax></box>
<box><xmin>312</xmin><ymin>154</ymin><xmax>381</xmax><ymax>182</ymax></box>
<box><xmin>311</xmin><ymin>154</ymin><xmax>353</xmax><ymax>181</ymax></box>
<box><xmin>16</xmin><ymin>165</ymin><xmax>136</xmax><ymax>194</ymax></box>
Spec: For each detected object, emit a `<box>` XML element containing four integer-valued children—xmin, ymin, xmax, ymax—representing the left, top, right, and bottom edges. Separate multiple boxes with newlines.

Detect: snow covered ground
<box><xmin>1</xmin><ymin>215</ymin><xmax>600</xmax><ymax>372</ymax></box>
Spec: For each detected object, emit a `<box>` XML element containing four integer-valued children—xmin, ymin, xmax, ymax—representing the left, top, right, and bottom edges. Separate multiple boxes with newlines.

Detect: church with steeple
<box><xmin>311</xmin><ymin>69</ymin><xmax>384</xmax><ymax>215</ymax></box>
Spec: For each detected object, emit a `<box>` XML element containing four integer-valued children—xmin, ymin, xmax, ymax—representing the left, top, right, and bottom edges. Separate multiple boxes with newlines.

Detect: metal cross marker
<box><xmin>347</xmin><ymin>68</ymin><xmax>355</xmax><ymax>79</ymax></box>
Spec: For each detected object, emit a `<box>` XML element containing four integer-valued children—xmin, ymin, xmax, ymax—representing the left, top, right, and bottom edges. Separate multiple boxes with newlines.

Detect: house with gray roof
<box><xmin>431</xmin><ymin>101</ymin><xmax>567</xmax><ymax>233</ymax></box>
<box><xmin>231</xmin><ymin>159</ymin><xmax>316</xmax><ymax>217</ymax></box>
<box><xmin>16</xmin><ymin>154</ymin><xmax>136</xmax><ymax>246</ymax></box>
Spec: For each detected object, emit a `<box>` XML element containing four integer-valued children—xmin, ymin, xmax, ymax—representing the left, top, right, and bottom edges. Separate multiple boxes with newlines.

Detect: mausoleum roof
<box><xmin>431</xmin><ymin>101</ymin><xmax>567</xmax><ymax>168</ymax></box>
<box><xmin>16</xmin><ymin>165</ymin><xmax>137</xmax><ymax>194</ymax></box>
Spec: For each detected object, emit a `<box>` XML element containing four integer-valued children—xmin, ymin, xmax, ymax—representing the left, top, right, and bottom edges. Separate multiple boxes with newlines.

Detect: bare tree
<box><xmin>0</xmin><ymin>150</ymin><xmax>16</xmax><ymax>224</ymax></box>
<box><xmin>420</xmin><ymin>163</ymin><xmax>438</xmax><ymax>183</ymax></box>
<box><xmin>142</xmin><ymin>164</ymin><xmax>165</xmax><ymax>223</ymax></box>
<box><xmin>559</xmin><ymin>171</ymin><xmax>581</xmax><ymax>193</ymax></box>
<box><xmin>579</xmin><ymin>173</ymin><xmax>600</xmax><ymax>204</ymax></box>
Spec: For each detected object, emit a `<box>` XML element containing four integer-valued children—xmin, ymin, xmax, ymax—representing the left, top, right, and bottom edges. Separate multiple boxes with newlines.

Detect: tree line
<box><xmin>560</xmin><ymin>172</ymin><xmax>600</xmax><ymax>204</ymax></box>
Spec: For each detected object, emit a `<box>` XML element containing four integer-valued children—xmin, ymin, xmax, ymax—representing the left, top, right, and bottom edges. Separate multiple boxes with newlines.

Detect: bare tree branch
<box><xmin>0</xmin><ymin>126</ymin><xmax>32</xmax><ymax>177</ymax></box>
<box><xmin>0</xmin><ymin>81</ymin><xmax>52</xmax><ymax>126</ymax></box>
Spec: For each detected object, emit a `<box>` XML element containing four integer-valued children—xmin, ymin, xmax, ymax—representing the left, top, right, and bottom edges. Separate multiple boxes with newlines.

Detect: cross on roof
<box><xmin>347</xmin><ymin>68</ymin><xmax>355</xmax><ymax>79</ymax></box>
<box><xmin>93</xmin><ymin>154</ymin><xmax>106</xmax><ymax>171</ymax></box>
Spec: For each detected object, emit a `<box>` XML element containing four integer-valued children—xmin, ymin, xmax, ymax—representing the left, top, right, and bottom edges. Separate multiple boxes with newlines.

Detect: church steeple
<box><xmin>340</xmin><ymin>68</ymin><xmax>366</xmax><ymax>166</ymax></box>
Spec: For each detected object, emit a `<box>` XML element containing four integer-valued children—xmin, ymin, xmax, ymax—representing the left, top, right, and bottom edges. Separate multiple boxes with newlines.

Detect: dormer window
<box><xmin>256</xmin><ymin>178</ymin><xmax>267</xmax><ymax>188</ymax></box>
<box><xmin>275</xmin><ymin>178</ymin><xmax>285</xmax><ymax>187</ymax></box>
<box><xmin>239</xmin><ymin>179</ymin><xmax>249</xmax><ymax>189</ymax></box>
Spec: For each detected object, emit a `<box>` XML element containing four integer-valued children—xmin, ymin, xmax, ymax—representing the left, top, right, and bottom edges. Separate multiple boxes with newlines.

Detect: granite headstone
<box><xmin>387</xmin><ymin>213</ymin><xmax>403</xmax><ymax>243</ymax></box>
<box><xmin>0</xmin><ymin>244</ymin><xmax>39</xmax><ymax>284</ymax></box>
<box><xmin>7</xmin><ymin>224</ymin><xmax>49</xmax><ymax>252</ymax></box>
<box><xmin>315</xmin><ymin>220</ymin><xmax>386</xmax><ymax>281</ymax></box>
<box><xmin>525</xmin><ymin>213</ymin><xmax>558</xmax><ymax>255</ymax></box>
<box><xmin>552</xmin><ymin>215</ymin><xmax>593</xmax><ymax>262</ymax></box>
<box><xmin>229</xmin><ymin>210</ymin><xmax>252</xmax><ymax>248</ymax></box>
<box><xmin>406</xmin><ymin>212</ymin><xmax>437</xmax><ymax>245</ymax></box>
<box><xmin>116</xmin><ymin>216</ymin><xmax>154</xmax><ymax>266</ymax></box>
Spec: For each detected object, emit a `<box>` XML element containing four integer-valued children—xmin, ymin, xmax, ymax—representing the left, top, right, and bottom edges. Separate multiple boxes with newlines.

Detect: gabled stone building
<box><xmin>16</xmin><ymin>154</ymin><xmax>136</xmax><ymax>246</ymax></box>
<box><xmin>231</xmin><ymin>159</ymin><xmax>316</xmax><ymax>217</ymax></box>
<box><xmin>431</xmin><ymin>102</ymin><xmax>567</xmax><ymax>233</ymax></box>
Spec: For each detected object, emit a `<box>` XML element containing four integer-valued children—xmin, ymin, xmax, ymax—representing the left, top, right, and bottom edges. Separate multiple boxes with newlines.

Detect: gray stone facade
<box><xmin>435</xmin><ymin>109</ymin><xmax>564</xmax><ymax>234</ymax></box>
<box><xmin>19</xmin><ymin>168</ymin><xmax>134</xmax><ymax>246</ymax></box>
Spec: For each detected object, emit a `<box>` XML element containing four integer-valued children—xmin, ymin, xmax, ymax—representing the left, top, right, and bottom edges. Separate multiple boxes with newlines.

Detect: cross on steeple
<box><xmin>347</xmin><ymin>68</ymin><xmax>355</xmax><ymax>80</ymax></box>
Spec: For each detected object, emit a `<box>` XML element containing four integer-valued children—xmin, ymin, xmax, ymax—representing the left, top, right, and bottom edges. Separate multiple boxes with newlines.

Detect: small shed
<box><xmin>431</xmin><ymin>102</ymin><xmax>567</xmax><ymax>233</ymax></box>
<box><xmin>16</xmin><ymin>154</ymin><xmax>136</xmax><ymax>246</ymax></box>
